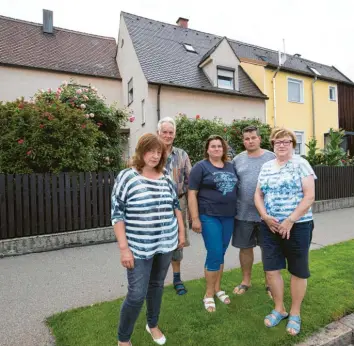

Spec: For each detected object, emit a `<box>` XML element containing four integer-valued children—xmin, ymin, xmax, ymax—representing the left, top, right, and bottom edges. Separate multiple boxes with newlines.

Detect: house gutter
<box><xmin>311</xmin><ymin>75</ymin><xmax>318</xmax><ymax>137</ymax></box>
<box><xmin>272</xmin><ymin>66</ymin><xmax>281</xmax><ymax>127</ymax></box>
<box><xmin>157</xmin><ymin>85</ymin><xmax>162</xmax><ymax>121</ymax></box>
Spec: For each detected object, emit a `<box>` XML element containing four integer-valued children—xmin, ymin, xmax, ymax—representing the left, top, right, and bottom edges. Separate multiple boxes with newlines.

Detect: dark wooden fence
<box><xmin>0</xmin><ymin>172</ymin><xmax>116</xmax><ymax>240</ymax></box>
<box><xmin>313</xmin><ymin>166</ymin><xmax>354</xmax><ymax>201</ymax></box>
<box><xmin>1</xmin><ymin>167</ymin><xmax>354</xmax><ymax>240</ymax></box>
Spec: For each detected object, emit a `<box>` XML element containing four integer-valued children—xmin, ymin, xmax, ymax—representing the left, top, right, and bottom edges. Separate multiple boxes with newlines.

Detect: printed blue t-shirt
<box><xmin>189</xmin><ymin>160</ymin><xmax>237</xmax><ymax>217</ymax></box>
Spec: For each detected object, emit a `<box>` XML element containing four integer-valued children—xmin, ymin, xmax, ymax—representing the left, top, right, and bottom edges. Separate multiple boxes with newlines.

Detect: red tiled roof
<box><xmin>0</xmin><ymin>15</ymin><xmax>120</xmax><ymax>79</ymax></box>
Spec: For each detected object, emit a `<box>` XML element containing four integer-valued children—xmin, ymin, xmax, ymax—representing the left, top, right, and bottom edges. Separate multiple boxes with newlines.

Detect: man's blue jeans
<box><xmin>118</xmin><ymin>251</ymin><xmax>173</xmax><ymax>342</ymax></box>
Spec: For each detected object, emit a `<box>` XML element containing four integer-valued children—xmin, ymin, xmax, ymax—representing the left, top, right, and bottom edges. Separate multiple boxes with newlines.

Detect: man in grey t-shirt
<box><xmin>232</xmin><ymin>125</ymin><xmax>276</xmax><ymax>298</ymax></box>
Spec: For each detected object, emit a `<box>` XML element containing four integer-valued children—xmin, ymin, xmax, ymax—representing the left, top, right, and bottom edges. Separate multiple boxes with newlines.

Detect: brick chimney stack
<box><xmin>176</xmin><ymin>17</ymin><xmax>189</xmax><ymax>28</ymax></box>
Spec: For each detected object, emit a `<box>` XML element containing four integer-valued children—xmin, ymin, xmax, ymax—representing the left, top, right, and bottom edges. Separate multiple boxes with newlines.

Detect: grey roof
<box><xmin>122</xmin><ymin>12</ymin><xmax>352</xmax><ymax>87</ymax></box>
<box><xmin>0</xmin><ymin>15</ymin><xmax>120</xmax><ymax>79</ymax></box>
<box><xmin>122</xmin><ymin>12</ymin><xmax>266</xmax><ymax>99</ymax></box>
<box><xmin>229</xmin><ymin>41</ymin><xmax>352</xmax><ymax>84</ymax></box>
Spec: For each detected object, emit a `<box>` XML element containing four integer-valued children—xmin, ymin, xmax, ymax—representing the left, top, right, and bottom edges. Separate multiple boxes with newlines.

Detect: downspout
<box><xmin>157</xmin><ymin>85</ymin><xmax>162</xmax><ymax>121</ymax></box>
<box><xmin>272</xmin><ymin>66</ymin><xmax>281</xmax><ymax>127</ymax></box>
<box><xmin>311</xmin><ymin>76</ymin><xmax>318</xmax><ymax>137</ymax></box>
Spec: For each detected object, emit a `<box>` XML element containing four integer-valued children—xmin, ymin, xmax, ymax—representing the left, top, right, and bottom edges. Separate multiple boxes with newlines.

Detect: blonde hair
<box><xmin>270</xmin><ymin>127</ymin><xmax>297</xmax><ymax>149</ymax></box>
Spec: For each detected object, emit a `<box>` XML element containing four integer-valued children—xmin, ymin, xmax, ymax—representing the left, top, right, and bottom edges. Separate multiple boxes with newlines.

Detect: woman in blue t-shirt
<box><xmin>188</xmin><ymin>135</ymin><xmax>238</xmax><ymax>312</ymax></box>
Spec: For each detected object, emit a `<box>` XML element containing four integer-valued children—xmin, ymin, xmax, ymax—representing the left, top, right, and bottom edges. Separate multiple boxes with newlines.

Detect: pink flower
<box><xmin>39</xmin><ymin>124</ymin><xmax>44</xmax><ymax>129</ymax></box>
<box><xmin>97</xmin><ymin>122</ymin><xmax>103</xmax><ymax>127</ymax></box>
<box><xmin>129</xmin><ymin>116</ymin><xmax>135</xmax><ymax>123</ymax></box>
<box><xmin>76</xmin><ymin>89</ymin><xmax>83</xmax><ymax>94</ymax></box>
<box><xmin>57</xmin><ymin>88</ymin><xmax>62</xmax><ymax>93</ymax></box>
<box><xmin>17</xmin><ymin>139</ymin><xmax>24</xmax><ymax>144</ymax></box>
<box><xmin>81</xmin><ymin>124</ymin><xmax>86</xmax><ymax>129</ymax></box>
<box><xmin>18</xmin><ymin>103</ymin><xmax>24</xmax><ymax>109</ymax></box>
<box><xmin>26</xmin><ymin>150</ymin><xmax>32</xmax><ymax>156</ymax></box>
<box><xmin>83</xmin><ymin>95</ymin><xmax>89</xmax><ymax>101</ymax></box>
<box><xmin>84</xmin><ymin>114</ymin><xmax>90</xmax><ymax>119</ymax></box>
<box><xmin>80</xmin><ymin>104</ymin><xmax>86</xmax><ymax>109</ymax></box>
<box><xmin>196</xmin><ymin>114</ymin><xmax>200</xmax><ymax>120</ymax></box>
<box><xmin>47</xmin><ymin>88</ymin><xmax>52</xmax><ymax>93</ymax></box>
<box><xmin>84</xmin><ymin>88</ymin><xmax>88</xmax><ymax>92</ymax></box>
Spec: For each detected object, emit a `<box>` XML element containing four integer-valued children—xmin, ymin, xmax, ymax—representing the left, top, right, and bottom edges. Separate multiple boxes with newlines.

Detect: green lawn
<box><xmin>47</xmin><ymin>240</ymin><xmax>354</xmax><ymax>346</ymax></box>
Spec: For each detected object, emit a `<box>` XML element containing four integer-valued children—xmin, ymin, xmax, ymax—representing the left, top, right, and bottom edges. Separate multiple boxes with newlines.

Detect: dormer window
<box><xmin>217</xmin><ymin>67</ymin><xmax>235</xmax><ymax>90</ymax></box>
<box><xmin>183</xmin><ymin>43</ymin><xmax>196</xmax><ymax>53</ymax></box>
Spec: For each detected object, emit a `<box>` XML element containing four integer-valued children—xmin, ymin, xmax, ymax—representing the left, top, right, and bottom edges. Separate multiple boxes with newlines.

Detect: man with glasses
<box><xmin>232</xmin><ymin>126</ymin><xmax>275</xmax><ymax>298</ymax></box>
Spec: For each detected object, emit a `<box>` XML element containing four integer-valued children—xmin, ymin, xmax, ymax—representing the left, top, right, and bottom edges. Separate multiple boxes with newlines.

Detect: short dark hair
<box><xmin>242</xmin><ymin>125</ymin><xmax>260</xmax><ymax>136</ymax></box>
<box><xmin>204</xmin><ymin>135</ymin><xmax>229</xmax><ymax>162</ymax></box>
<box><xmin>132</xmin><ymin>133</ymin><xmax>167</xmax><ymax>173</ymax></box>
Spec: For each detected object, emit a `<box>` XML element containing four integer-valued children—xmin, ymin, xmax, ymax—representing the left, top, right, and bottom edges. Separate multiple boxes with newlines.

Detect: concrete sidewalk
<box><xmin>0</xmin><ymin>208</ymin><xmax>353</xmax><ymax>346</ymax></box>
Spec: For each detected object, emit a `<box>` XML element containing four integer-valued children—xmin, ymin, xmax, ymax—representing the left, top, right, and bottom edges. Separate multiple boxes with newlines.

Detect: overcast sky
<box><xmin>1</xmin><ymin>0</ymin><xmax>353</xmax><ymax>81</ymax></box>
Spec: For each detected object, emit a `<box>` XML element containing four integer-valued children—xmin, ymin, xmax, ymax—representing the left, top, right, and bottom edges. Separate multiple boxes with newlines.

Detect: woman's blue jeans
<box><xmin>118</xmin><ymin>251</ymin><xmax>173</xmax><ymax>342</ymax></box>
<box><xmin>200</xmin><ymin>214</ymin><xmax>234</xmax><ymax>271</ymax></box>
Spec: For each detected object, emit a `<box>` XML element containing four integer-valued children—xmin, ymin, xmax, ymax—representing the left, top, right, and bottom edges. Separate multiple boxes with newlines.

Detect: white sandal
<box><xmin>216</xmin><ymin>290</ymin><xmax>230</xmax><ymax>304</ymax></box>
<box><xmin>145</xmin><ymin>324</ymin><xmax>166</xmax><ymax>345</ymax></box>
<box><xmin>203</xmin><ymin>296</ymin><xmax>216</xmax><ymax>312</ymax></box>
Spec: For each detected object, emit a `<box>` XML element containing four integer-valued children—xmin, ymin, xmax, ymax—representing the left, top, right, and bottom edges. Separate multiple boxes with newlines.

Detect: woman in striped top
<box><xmin>111</xmin><ymin>133</ymin><xmax>185</xmax><ymax>346</ymax></box>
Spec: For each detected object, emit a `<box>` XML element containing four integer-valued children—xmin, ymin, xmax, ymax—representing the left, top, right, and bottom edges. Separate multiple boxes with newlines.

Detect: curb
<box><xmin>297</xmin><ymin>313</ymin><xmax>354</xmax><ymax>346</ymax></box>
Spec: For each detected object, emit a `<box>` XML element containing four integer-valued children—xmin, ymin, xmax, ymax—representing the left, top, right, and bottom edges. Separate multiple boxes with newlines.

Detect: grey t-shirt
<box><xmin>232</xmin><ymin>150</ymin><xmax>276</xmax><ymax>222</ymax></box>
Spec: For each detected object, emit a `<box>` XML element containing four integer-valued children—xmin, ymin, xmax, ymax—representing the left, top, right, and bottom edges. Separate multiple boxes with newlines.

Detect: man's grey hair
<box><xmin>157</xmin><ymin>117</ymin><xmax>176</xmax><ymax>133</ymax></box>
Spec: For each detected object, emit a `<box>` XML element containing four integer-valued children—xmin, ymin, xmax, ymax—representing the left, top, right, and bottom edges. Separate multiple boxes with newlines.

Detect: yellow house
<box><xmin>238</xmin><ymin>51</ymin><xmax>352</xmax><ymax>154</ymax></box>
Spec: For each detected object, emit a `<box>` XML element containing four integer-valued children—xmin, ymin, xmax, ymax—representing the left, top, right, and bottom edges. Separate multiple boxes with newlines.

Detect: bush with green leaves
<box><xmin>174</xmin><ymin>114</ymin><xmax>273</xmax><ymax>164</ymax></box>
<box><xmin>0</xmin><ymin>81</ymin><xmax>132</xmax><ymax>173</ymax></box>
<box><xmin>304</xmin><ymin>129</ymin><xmax>354</xmax><ymax>166</ymax></box>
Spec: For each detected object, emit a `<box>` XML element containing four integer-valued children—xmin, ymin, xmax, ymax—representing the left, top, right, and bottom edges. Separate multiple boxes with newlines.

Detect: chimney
<box><xmin>176</xmin><ymin>17</ymin><xmax>189</xmax><ymax>28</ymax></box>
<box><xmin>43</xmin><ymin>9</ymin><xmax>53</xmax><ymax>34</ymax></box>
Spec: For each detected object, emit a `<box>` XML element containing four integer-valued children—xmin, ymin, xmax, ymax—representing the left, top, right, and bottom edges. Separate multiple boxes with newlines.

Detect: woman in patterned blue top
<box><xmin>188</xmin><ymin>135</ymin><xmax>238</xmax><ymax>313</ymax></box>
<box><xmin>111</xmin><ymin>133</ymin><xmax>185</xmax><ymax>346</ymax></box>
<box><xmin>255</xmin><ymin>128</ymin><xmax>316</xmax><ymax>337</ymax></box>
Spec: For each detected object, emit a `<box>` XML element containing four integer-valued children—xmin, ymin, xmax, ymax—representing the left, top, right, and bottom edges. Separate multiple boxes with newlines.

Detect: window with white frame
<box><xmin>288</xmin><ymin>78</ymin><xmax>304</xmax><ymax>103</ymax></box>
<box><xmin>141</xmin><ymin>99</ymin><xmax>146</xmax><ymax>125</ymax></box>
<box><xmin>128</xmin><ymin>78</ymin><xmax>133</xmax><ymax>105</ymax></box>
<box><xmin>217</xmin><ymin>68</ymin><xmax>234</xmax><ymax>90</ymax></box>
<box><xmin>294</xmin><ymin>131</ymin><xmax>305</xmax><ymax>155</ymax></box>
<box><xmin>329</xmin><ymin>86</ymin><xmax>337</xmax><ymax>101</ymax></box>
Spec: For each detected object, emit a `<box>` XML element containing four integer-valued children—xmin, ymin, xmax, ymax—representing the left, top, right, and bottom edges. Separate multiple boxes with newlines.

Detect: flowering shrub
<box><xmin>174</xmin><ymin>114</ymin><xmax>272</xmax><ymax>164</ymax></box>
<box><xmin>0</xmin><ymin>81</ymin><xmax>132</xmax><ymax>173</ymax></box>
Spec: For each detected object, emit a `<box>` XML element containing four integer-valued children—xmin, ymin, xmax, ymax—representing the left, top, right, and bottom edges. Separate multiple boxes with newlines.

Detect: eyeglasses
<box><xmin>273</xmin><ymin>140</ymin><xmax>293</xmax><ymax>147</ymax></box>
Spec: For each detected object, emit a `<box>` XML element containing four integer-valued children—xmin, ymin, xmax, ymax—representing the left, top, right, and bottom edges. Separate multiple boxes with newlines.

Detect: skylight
<box><xmin>309</xmin><ymin>67</ymin><xmax>321</xmax><ymax>76</ymax></box>
<box><xmin>184</xmin><ymin>43</ymin><xmax>196</xmax><ymax>52</ymax></box>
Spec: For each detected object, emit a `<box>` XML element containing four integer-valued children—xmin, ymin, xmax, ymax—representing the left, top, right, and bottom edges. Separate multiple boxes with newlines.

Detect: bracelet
<box><xmin>287</xmin><ymin>216</ymin><xmax>295</xmax><ymax>223</ymax></box>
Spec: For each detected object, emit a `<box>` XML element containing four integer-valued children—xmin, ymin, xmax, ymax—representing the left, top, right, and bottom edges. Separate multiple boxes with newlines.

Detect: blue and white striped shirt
<box><xmin>258</xmin><ymin>156</ymin><xmax>317</xmax><ymax>223</ymax></box>
<box><xmin>111</xmin><ymin>168</ymin><xmax>180</xmax><ymax>259</ymax></box>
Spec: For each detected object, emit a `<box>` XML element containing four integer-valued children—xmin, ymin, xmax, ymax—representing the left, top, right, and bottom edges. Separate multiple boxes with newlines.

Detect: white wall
<box><xmin>0</xmin><ymin>66</ymin><xmax>122</xmax><ymax>106</ymax></box>
<box><xmin>202</xmin><ymin>38</ymin><xmax>240</xmax><ymax>90</ymax></box>
<box><xmin>117</xmin><ymin>15</ymin><xmax>149</xmax><ymax>156</ymax></box>
<box><xmin>125</xmin><ymin>84</ymin><xmax>265</xmax><ymax>156</ymax></box>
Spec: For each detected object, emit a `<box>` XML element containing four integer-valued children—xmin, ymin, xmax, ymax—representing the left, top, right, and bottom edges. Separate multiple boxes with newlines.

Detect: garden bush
<box><xmin>174</xmin><ymin>114</ymin><xmax>272</xmax><ymax>164</ymax></box>
<box><xmin>0</xmin><ymin>81</ymin><xmax>132</xmax><ymax>173</ymax></box>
